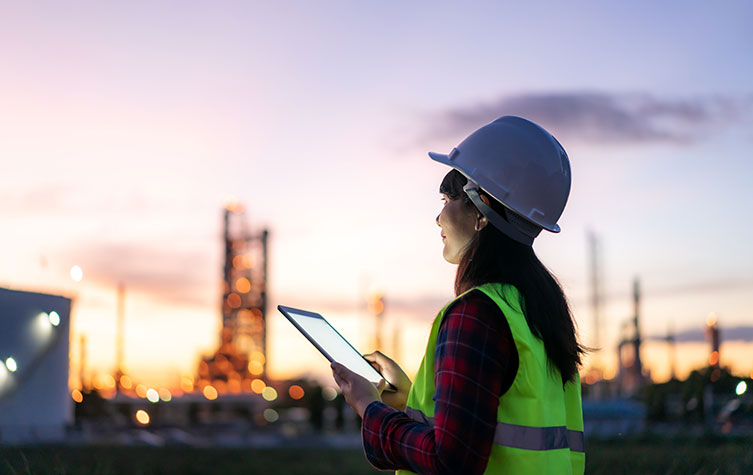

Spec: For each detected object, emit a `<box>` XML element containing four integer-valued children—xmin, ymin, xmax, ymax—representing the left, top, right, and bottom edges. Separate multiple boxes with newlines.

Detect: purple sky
<box><xmin>1</xmin><ymin>1</ymin><xmax>752</xmax><ymax>387</ymax></box>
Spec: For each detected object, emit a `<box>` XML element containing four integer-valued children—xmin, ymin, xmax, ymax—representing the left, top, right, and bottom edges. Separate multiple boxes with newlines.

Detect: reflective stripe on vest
<box><xmin>405</xmin><ymin>407</ymin><xmax>584</xmax><ymax>453</ymax></box>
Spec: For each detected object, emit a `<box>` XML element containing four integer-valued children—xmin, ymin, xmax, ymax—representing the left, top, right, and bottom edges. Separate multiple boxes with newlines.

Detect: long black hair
<box><xmin>440</xmin><ymin>169</ymin><xmax>586</xmax><ymax>384</ymax></box>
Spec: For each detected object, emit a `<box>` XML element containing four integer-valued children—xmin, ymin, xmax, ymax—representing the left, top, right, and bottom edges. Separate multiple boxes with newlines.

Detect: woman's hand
<box><xmin>364</xmin><ymin>351</ymin><xmax>412</xmax><ymax>411</ymax></box>
<box><xmin>331</xmin><ymin>362</ymin><xmax>385</xmax><ymax>418</ymax></box>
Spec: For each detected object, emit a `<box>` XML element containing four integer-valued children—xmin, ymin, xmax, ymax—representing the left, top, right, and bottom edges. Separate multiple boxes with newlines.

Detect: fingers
<box><xmin>331</xmin><ymin>362</ymin><xmax>348</xmax><ymax>389</ymax></box>
<box><xmin>376</xmin><ymin>378</ymin><xmax>386</xmax><ymax>395</ymax></box>
<box><xmin>364</xmin><ymin>351</ymin><xmax>390</xmax><ymax>365</ymax></box>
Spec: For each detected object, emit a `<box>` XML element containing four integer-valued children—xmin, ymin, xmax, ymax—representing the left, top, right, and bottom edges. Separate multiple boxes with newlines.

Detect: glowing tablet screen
<box><xmin>278</xmin><ymin>305</ymin><xmax>390</xmax><ymax>388</ymax></box>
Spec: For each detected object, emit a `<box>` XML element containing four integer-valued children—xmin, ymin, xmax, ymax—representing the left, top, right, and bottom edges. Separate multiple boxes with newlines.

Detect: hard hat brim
<box><xmin>428</xmin><ymin>151</ymin><xmax>451</xmax><ymax>165</ymax></box>
<box><xmin>428</xmin><ymin>151</ymin><xmax>562</xmax><ymax>234</ymax></box>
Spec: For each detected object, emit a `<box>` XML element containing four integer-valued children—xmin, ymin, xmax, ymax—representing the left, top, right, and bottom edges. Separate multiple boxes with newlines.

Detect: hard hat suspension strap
<box><xmin>463</xmin><ymin>182</ymin><xmax>535</xmax><ymax>246</ymax></box>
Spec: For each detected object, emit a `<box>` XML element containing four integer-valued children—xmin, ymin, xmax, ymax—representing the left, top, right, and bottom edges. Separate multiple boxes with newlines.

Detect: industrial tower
<box><xmin>617</xmin><ymin>277</ymin><xmax>646</xmax><ymax>396</ymax></box>
<box><xmin>198</xmin><ymin>204</ymin><xmax>269</xmax><ymax>392</ymax></box>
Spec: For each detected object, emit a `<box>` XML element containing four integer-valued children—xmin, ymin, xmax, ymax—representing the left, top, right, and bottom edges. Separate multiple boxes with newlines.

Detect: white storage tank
<box><xmin>0</xmin><ymin>287</ymin><xmax>72</xmax><ymax>443</ymax></box>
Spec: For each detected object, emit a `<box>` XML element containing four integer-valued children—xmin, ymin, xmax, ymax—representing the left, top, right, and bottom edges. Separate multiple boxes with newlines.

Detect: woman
<box><xmin>331</xmin><ymin>116</ymin><xmax>586</xmax><ymax>474</ymax></box>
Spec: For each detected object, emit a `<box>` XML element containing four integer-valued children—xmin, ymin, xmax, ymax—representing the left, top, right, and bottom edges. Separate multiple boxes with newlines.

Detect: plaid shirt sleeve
<box><xmin>361</xmin><ymin>290</ymin><xmax>518</xmax><ymax>474</ymax></box>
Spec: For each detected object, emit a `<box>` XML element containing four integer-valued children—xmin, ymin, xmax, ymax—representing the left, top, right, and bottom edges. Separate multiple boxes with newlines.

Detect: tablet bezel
<box><xmin>277</xmin><ymin>305</ymin><xmax>396</xmax><ymax>392</ymax></box>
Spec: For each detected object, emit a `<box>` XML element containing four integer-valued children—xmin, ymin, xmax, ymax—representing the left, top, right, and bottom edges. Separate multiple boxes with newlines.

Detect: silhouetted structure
<box><xmin>617</xmin><ymin>278</ymin><xmax>647</xmax><ymax>396</ymax></box>
<box><xmin>198</xmin><ymin>204</ymin><xmax>270</xmax><ymax>393</ymax></box>
<box><xmin>0</xmin><ymin>288</ymin><xmax>72</xmax><ymax>443</ymax></box>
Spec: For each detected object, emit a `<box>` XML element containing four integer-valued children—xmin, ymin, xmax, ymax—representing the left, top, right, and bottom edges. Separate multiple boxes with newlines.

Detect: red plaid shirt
<box><xmin>361</xmin><ymin>289</ymin><xmax>519</xmax><ymax>474</ymax></box>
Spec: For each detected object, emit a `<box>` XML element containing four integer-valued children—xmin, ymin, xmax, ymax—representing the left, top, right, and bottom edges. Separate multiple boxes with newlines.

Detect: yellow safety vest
<box><xmin>397</xmin><ymin>283</ymin><xmax>585</xmax><ymax>474</ymax></box>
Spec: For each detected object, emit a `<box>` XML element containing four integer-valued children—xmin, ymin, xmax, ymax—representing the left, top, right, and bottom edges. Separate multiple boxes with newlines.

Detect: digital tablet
<box><xmin>277</xmin><ymin>305</ymin><xmax>396</xmax><ymax>391</ymax></box>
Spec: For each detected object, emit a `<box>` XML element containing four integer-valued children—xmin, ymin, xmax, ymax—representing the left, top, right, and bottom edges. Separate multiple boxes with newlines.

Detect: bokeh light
<box><xmin>71</xmin><ymin>389</ymin><xmax>83</xmax><ymax>403</ymax></box>
<box><xmin>158</xmin><ymin>388</ymin><xmax>172</xmax><ymax>402</ymax></box>
<box><xmin>736</xmin><ymin>381</ymin><xmax>747</xmax><ymax>396</ymax></box>
<box><xmin>146</xmin><ymin>388</ymin><xmax>160</xmax><ymax>403</ymax></box>
<box><xmin>251</xmin><ymin>351</ymin><xmax>265</xmax><ymax>364</ymax></box>
<box><xmin>251</xmin><ymin>379</ymin><xmax>265</xmax><ymax>394</ymax></box>
<box><xmin>135</xmin><ymin>384</ymin><xmax>148</xmax><ymax>398</ymax></box>
<box><xmin>104</xmin><ymin>374</ymin><xmax>116</xmax><ymax>389</ymax></box>
<box><xmin>203</xmin><ymin>385</ymin><xmax>218</xmax><ymax>400</ymax></box>
<box><xmin>227</xmin><ymin>293</ymin><xmax>241</xmax><ymax>308</ymax></box>
<box><xmin>5</xmin><ymin>357</ymin><xmax>17</xmax><ymax>373</ymax></box>
<box><xmin>322</xmin><ymin>387</ymin><xmax>338</xmax><ymax>401</ymax></box>
<box><xmin>136</xmin><ymin>410</ymin><xmax>150</xmax><ymax>425</ymax></box>
<box><xmin>70</xmin><ymin>265</ymin><xmax>83</xmax><ymax>282</ymax></box>
<box><xmin>248</xmin><ymin>361</ymin><xmax>264</xmax><ymax>375</ymax></box>
<box><xmin>288</xmin><ymin>385</ymin><xmax>305</xmax><ymax>400</ymax></box>
<box><xmin>235</xmin><ymin>277</ymin><xmax>251</xmax><ymax>293</ymax></box>
<box><xmin>48</xmin><ymin>311</ymin><xmax>60</xmax><ymax>326</ymax></box>
<box><xmin>120</xmin><ymin>375</ymin><xmax>133</xmax><ymax>390</ymax></box>
<box><xmin>180</xmin><ymin>376</ymin><xmax>194</xmax><ymax>393</ymax></box>
<box><xmin>262</xmin><ymin>386</ymin><xmax>278</xmax><ymax>401</ymax></box>
<box><xmin>263</xmin><ymin>408</ymin><xmax>279</xmax><ymax>423</ymax></box>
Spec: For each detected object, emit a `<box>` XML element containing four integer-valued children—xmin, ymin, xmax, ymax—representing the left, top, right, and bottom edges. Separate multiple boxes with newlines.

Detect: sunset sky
<box><xmin>1</xmin><ymin>1</ymin><xmax>752</xmax><ymax>390</ymax></box>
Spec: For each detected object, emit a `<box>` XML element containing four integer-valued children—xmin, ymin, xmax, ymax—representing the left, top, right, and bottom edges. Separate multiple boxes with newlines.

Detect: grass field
<box><xmin>1</xmin><ymin>437</ymin><xmax>751</xmax><ymax>474</ymax></box>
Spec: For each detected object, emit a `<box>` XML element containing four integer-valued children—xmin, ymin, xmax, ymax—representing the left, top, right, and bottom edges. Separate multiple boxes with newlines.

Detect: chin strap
<box><xmin>463</xmin><ymin>182</ymin><xmax>535</xmax><ymax>247</ymax></box>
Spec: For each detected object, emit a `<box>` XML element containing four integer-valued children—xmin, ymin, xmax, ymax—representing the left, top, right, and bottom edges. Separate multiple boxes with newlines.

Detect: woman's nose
<box><xmin>436</xmin><ymin>214</ymin><xmax>441</xmax><ymax>226</ymax></box>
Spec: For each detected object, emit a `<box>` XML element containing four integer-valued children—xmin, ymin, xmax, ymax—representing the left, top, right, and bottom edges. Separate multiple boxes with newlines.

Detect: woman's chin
<box><xmin>442</xmin><ymin>249</ymin><xmax>460</xmax><ymax>265</ymax></box>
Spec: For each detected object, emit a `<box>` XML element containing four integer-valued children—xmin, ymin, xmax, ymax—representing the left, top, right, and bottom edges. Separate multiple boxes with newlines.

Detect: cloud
<box><xmin>63</xmin><ymin>240</ymin><xmax>217</xmax><ymax>307</ymax></box>
<box><xmin>648</xmin><ymin>325</ymin><xmax>753</xmax><ymax>343</ymax></box>
<box><xmin>427</xmin><ymin>92</ymin><xmax>752</xmax><ymax>146</ymax></box>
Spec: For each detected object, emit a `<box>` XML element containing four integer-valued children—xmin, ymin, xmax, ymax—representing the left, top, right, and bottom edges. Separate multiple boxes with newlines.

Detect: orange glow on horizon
<box><xmin>180</xmin><ymin>376</ymin><xmax>194</xmax><ymax>393</ymax></box>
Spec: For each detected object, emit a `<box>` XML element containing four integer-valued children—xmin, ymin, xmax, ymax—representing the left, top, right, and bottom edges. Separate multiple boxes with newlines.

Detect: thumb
<box><xmin>376</xmin><ymin>378</ymin><xmax>386</xmax><ymax>394</ymax></box>
<box><xmin>331</xmin><ymin>362</ymin><xmax>344</xmax><ymax>375</ymax></box>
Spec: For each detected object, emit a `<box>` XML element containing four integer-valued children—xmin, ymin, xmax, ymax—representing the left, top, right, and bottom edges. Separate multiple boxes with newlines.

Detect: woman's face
<box><xmin>437</xmin><ymin>193</ymin><xmax>479</xmax><ymax>264</ymax></box>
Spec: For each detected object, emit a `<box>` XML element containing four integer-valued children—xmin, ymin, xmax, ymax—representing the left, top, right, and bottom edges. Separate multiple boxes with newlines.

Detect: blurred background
<box><xmin>1</xmin><ymin>1</ymin><xmax>752</xmax><ymax>473</ymax></box>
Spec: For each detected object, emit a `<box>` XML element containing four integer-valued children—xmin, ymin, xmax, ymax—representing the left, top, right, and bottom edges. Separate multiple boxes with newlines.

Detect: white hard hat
<box><xmin>429</xmin><ymin>116</ymin><xmax>571</xmax><ymax>245</ymax></box>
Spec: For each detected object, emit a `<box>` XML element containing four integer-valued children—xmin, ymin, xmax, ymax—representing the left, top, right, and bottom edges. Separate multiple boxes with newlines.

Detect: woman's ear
<box><xmin>475</xmin><ymin>193</ymin><xmax>491</xmax><ymax>231</ymax></box>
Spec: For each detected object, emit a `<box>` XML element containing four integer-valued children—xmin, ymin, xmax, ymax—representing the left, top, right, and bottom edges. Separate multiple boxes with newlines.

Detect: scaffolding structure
<box><xmin>198</xmin><ymin>204</ymin><xmax>269</xmax><ymax>393</ymax></box>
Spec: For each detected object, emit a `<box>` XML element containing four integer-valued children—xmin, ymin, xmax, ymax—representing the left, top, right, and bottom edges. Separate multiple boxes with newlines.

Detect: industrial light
<box><xmin>48</xmin><ymin>311</ymin><xmax>60</xmax><ymax>326</ymax></box>
<box><xmin>263</xmin><ymin>408</ymin><xmax>279</xmax><ymax>423</ymax></box>
<box><xmin>136</xmin><ymin>410</ymin><xmax>150</xmax><ymax>425</ymax></box>
<box><xmin>262</xmin><ymin>386</ymin><xmax>277</xmax><ymax>401</ymax></box>
<box><xmin>736</xmin><ymin>381</ymin><xmax>747</xmax><ymax>396</ymax></box>
<box><xmin>203</xmin><ymin>385</ymin><xmax>218</xmax><ymax>400</ymax></box>
<box><xmin>146</xmin><ymin>388</ymin><xmax>160</xmax><ymax>403</ymax></box>
<box><xmin>5</xmin><ymin>357</ymin><xmax>17</xmax><ymax>372</ymax></box>
<box><xmin>36</xmin><ymin>312</ymin><xmax>53</xmax><ymax>335</ymax></box>
<box><xmin>70</xmin><ymin>265</ymin><xmax>83</xmax><ymax>282</ymax></box>
<box><xmin>322</xmin><ymin>386</ymin><xmax>338</xmax><ymax>401</ymax></box>
<box><xmin>0</xmin><ymin>362</ymin><xmax>8</xmax><ymax>383</ymax></box>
